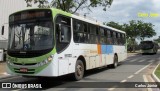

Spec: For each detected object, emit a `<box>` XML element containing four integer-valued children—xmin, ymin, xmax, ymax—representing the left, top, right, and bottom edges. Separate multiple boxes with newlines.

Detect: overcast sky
<box><xmin>48</xmin><ymin>0</ymin><xmax>160</xmax><ymax>40</ymax></box>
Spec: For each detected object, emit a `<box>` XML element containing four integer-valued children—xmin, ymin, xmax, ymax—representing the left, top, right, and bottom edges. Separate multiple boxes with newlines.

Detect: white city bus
<box><xmin>140</xmin><ymin>41</ymin><xmax>159</xmax><ymax>54</ymax></box>
<box><xmin>6</xmin><ymin>8</ymin><xmax>127</xmax><ymax>80</ymax></box>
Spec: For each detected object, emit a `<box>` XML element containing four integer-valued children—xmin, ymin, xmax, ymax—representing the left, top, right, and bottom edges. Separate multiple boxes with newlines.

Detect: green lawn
<box><xmin>155</xmin><ymin>65</ymin><xmax>160</xmax><ymax>79</ymax></box>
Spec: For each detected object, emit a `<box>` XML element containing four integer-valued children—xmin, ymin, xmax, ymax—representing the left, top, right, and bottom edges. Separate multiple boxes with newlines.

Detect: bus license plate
<box><xmin>20</xmin><ymin>68</ymin><xmax>28</xmax><ymax>72</ymax></box>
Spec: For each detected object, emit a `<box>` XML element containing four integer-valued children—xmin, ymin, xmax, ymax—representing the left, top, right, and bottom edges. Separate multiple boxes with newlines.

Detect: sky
<box><xmin>76</xmin><ymin>0</ymin><xmax>160</xmax><ymax>41</ymax></box>
<box><xmin>47</xmin><ymin>0</ymin><xmax>160</xmax><ymax>41</ymax></box>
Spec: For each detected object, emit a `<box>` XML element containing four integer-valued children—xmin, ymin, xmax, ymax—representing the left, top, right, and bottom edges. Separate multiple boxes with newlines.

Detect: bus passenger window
<box><xmin>73</xmin><ymin>19</ymin><xmax>88</xmax><ymax>43</ymax></box>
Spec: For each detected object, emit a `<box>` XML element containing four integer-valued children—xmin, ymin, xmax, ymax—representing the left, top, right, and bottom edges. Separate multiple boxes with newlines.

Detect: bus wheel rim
<box><xmin>76</xmin><ymin>65</ymin><xmax>82</xmax><ymax>76</ymax></box>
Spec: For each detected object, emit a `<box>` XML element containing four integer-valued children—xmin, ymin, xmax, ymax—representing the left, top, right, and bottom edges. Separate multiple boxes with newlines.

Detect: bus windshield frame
<box><xmin>8</xmin><ymin>9</ymin><xmax>54</xmax><ymax>58</ymax></box>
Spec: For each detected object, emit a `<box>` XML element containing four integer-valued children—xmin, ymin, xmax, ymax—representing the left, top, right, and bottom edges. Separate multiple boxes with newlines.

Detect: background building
<box><xmin>0</xmin><ymin>0</ymin><xmax>37</xmax><ymax>61</ymax></box>
<box><xmin>0</xmin><ymin>0</ymin><xmax>36</xmax><ymax>49</ymax></box>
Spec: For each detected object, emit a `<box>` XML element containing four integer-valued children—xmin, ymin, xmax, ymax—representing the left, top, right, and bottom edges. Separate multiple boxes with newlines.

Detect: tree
<box><xmin>154</xmin><ymin>36</ymin><xmax>160</xmax><ymax>43</ymax></box>
<box><xmin>137</xmin><ymin>21</ymin><xmax>156</xmax><ymax>41</ymax></box>
<box><xmin>106</xmin><ymin>21</ymin><xmax>123</xmax><ymax>30</ymax></box>
<box><xmin>25</xmin><ymin>0</ymin><xmax>113</xmax><ymax>13</ymax></box>
<box><xmin>105</xmin><ymin>20</ymin><xmax>156</xmax><ymax>52</ymax></box>
<box><xmin>106</xmin><ymin>20</ymin><xmax>156</xmax><ymax>41</ymax></box>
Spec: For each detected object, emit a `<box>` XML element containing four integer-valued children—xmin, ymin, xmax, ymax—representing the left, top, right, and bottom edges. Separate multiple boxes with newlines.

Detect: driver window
<box><xmin>56</xmin><ymin>16</ymin><xmax>71</xmax><ymax>43</ymax></box>
<box><xmin>56</xmin><ymin>15</ymin><xmax>71</xmax><ymax>53</ymax></box>
<box><xmin>60</xmin><ymin>25</ymin><xmax>70</xmax><ymax>43</ymax></box>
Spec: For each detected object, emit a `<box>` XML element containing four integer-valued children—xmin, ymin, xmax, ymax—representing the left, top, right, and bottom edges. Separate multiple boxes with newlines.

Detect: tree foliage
<box><xmin>106</xmin><ymin>20</ymin><xmax>156</xmax><ymax>52</ymax></box>
<box><xmin>105</xmin><ymin>21</ymin><xmax>123</xmax><ymax>30</ymax></box>
<box><xmin>154</xmin><ymin>36</ymin><xmax>160</xmax><ymax>43</ymax></box>
<box><xmin>25</xmin><ymin>0</ymin><xmax>113</xmax><ymax>13</ymax></box>
<box><xmin>106</xmin><ymin>20</ymin><xmax>156</xmax><ymax>41</ymax></box>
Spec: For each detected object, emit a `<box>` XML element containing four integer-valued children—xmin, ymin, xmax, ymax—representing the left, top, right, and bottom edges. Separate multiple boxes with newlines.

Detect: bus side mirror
<box><xmin>1</xmin><ymin>26</ymin><xmax>4</xmax><ymax>35</ymax></box>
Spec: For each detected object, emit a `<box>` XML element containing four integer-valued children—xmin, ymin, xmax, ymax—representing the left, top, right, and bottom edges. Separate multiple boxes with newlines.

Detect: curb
<box><xmin>151</xmin><ymin>64</ymin><xmax>160</xmax><ymax>82</ymax></box>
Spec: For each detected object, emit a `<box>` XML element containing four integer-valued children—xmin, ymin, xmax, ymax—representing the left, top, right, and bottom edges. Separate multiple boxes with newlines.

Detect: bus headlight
<box><xmin>7</xmin><ymin>61</ymin><xmax>14</xmax><ymax>66</ymax></box>
<box><xmin>37</xmin><ymin>55</ymin><xmax>53</xmax><ymax>67</ymax></box>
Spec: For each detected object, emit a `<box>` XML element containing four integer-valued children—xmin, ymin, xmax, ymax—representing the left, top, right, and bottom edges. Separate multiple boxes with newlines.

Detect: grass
<box><xmin>155</xmin><ymin>64</ymin><xmax>160</xmax><ymax>79</ymax></box>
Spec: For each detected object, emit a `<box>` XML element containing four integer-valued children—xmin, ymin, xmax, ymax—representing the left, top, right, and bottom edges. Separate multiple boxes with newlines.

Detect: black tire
<box><xmin>73</xmin><ymin>60</ymin><xmax>84</xmax><ymax>81</ymax></box>
<box><xmin>111</xmin><ymin>55</ymin><xmax>118</xmax><ymax>68</ymax></box>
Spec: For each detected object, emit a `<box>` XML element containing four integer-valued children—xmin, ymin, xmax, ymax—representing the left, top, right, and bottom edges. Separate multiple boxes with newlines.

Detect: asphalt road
<box><xmin>0</xmin><ymin>51</ymin><xmax>160</xmax><ymax>91</ymax></box>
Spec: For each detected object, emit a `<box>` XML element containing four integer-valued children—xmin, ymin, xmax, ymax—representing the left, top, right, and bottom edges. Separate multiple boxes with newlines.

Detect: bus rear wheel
<box><xmin>73</xmin><ymin>60</ymin><xmax>84</xmax><ymax>81</ymax></box>
<box><xmin>111</xmin><ymin>55</ymin><xmax>118</xmax><ymax>68</ymax></box>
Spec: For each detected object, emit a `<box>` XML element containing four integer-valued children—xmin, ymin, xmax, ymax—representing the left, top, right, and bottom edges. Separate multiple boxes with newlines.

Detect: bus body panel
<box><xmin>6</xmin><ymin>56</ymin><xmax>59</xmax><ymax>77</ymax></box>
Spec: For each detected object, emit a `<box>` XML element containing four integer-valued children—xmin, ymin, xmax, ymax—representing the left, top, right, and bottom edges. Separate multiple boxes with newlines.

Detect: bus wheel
<box><xmin>111</xmin><ymin>55</ymin><xmax>118</xmax><ymax>68</ymax></box>
<box><xmin>74</xmin><ymin>60</ymin><xmax>84</xmax><ymax>81</ymax></box>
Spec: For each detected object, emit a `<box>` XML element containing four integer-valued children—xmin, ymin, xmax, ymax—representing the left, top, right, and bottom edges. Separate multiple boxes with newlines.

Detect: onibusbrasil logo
<box><xmin>1</xmin><ymin>83</ymin><xmax>42</xmax><ymax>89</ymax></box>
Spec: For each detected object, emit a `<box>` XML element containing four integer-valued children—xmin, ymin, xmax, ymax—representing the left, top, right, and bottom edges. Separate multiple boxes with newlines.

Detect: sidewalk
<box><xmin>0</xmin><ymin>62</ymin><xmax>9</xmax><ymax>77</ymax></box>
<box><xmin>127</xmin><ymin>52</ymin><xmax>140</xmax><ymax>57</ymax></box>
<box><xmin>152</xmin><ymin>64</ymin><xmax>160</xmax><ymax>82</ymax></box>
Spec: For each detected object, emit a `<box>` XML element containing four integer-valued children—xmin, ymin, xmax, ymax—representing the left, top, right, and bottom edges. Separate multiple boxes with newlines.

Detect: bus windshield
<box><xmin>140</xmin><ymin>41</ymin><xmax>154</xmax><ymax>50</ymax></box>
<box><xmin>8</xmin><ymin>10</ymin><xmax>54</xmax><ymax>51</ymax></box>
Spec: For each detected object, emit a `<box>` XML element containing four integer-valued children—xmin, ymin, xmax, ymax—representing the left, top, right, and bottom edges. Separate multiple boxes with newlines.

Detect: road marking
<box><xmin>0</xmin><ymin>72</ymin><xmax>10</xmax><ymax>75</ymax></box>
<box><xmin>108</xmin><ymin>88</ymin><xmax>115</xmax><ymax>91</ymax></box>
<box><xmin>128</xmin><ymin>75</ymin><xmax>134</xmax><ymax>79</ymax></box>
<box><xmin>148</xmin><ymin>75</ymin><xmax>154</xmax><ymax>82</ymax></box>
<box><xmin>134</xmin><ymin>63</ymin><xmax>152</xmax><ymax>74</ymax></box>
<box><xmin>143</xmin><ymin>75</ymin><xmax>148</xmax><ymax>82</ymax></box>
<box><xmin>138</xmin><ymin>60</ymin><xmax>145</xmax><ymax>62</ymax></box>
<box><xmin>107</xmin><ymin>85</ymin><xmax>118</xmax><ymax>91</ymax></box>
<box><xmin>121</xmin><ymin>79</ymin><xmax>127</xmax><ymax>83</ymax></box>
<box><xmin>143</xmin><ymin>75</ymin><xmax>153</xmax><ymax>91</ymax></box>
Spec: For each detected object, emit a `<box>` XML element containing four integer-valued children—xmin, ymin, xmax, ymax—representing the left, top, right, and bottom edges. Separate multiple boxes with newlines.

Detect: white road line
<box><xmin>134</xmin><ymin>63</ymin><xmax>152</xmax><ymax>74</ymax></box>
<box><xmin>128</xmin><ymin>75</ymin><xmax>134</xmax><ymax>79</ymax></box>
<box><xmin>0</xmin><ymin>72</ymin><xmax>10</xmax><ymax>75</ymax></box>
<box><xmin>148</xmin><ymin>75</ymin><xmax>154</xmax><ymax>82</ymax></box>
<box><xmin>121</xmin><ymin>79</ymin><xmax>127</xmax><ymax>83</ymax></box>
<box><xmin>143</xmin><ymin>75</ymin><xmax>152</xmax><ymax>91</ymax></box>
<box><xmin>143</xmin><ymin>75</ymin><xmax>148</xmax><ymax>82</ymax></box>
<box><xmin>138</xmin><ymin>60</ymin><xmax>145</xmax><ymax>62</ymax></box>
<box><xmin>108</xmin><ymin>88</ymin><xmax>115</xmax><ymax>91</ymax></box>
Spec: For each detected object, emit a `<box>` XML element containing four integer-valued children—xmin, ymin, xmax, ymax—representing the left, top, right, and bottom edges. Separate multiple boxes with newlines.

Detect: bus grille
<box><xmin>13</xmin><ymin>63</ymin><xmax>37</xmax><ymax>66</ymax></box>
<box><xmin>14</xmin><ymin>68</ymin><xmax>35</xmax><ymax>74</ymax></box>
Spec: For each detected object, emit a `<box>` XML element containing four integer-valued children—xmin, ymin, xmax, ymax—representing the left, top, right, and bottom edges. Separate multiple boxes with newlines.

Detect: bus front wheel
<box><xmin>73</xmin><ymin>60</ymin><xmax>84</xmax><ymax>81</ymax></box>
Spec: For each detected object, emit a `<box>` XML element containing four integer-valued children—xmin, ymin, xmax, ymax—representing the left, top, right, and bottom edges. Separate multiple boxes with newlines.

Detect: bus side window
<box><xmin>89</xmin><ymin>24</ymin><xmax>98</xmax><ymax>44</ymax></box>
<box><xmin>73</xmin><ymin>19</ymin><xmax>88</xmax><ymax>43</ymax></box>
<box><xmin>122</xmin><ymin>34</ymin><xmax>126</xmax><ymax>45</ymax></box>
<box><xmin>100</xmin><ymin>28</ymin><xmax>106</xmax><ymax>44</ymax></box>
<box><xmin>1</xmin><ymin>26</ymin><xmax>4</xmax><ymax>35</ymax></box>
<box><xmin>113</xmin><ymin>31</ymin><xmax>117</xmax><ymax>45</ymax></box>
<box><xmin>117</xmin><ymin>33</ymin><xmax>121</xmax><ymax>45</ymax></box>
<box><xmin>107</xmin><ymin>30</ymin><xmax>111</xmax><ymax>45</ymax></box>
